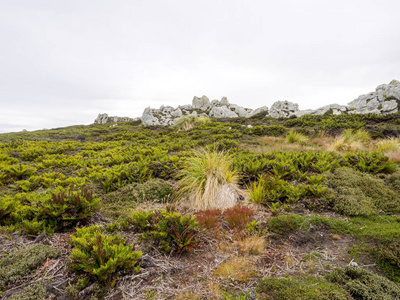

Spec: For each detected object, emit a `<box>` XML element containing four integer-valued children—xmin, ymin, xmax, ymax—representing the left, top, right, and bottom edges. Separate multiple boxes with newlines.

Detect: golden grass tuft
<box><xmin>286</xmin><ymin>131</ymin><xmax>309</xmax><ymax>144</ymax></box>
<box><xmin>171</xmin><ymin>115</ymin><xmax>210</xmax><ymax>131</ymax></box>
<box><xmin>329</xmin><ymin>129</ymin><xmax>369</xmax><ymax>152</ymax></box>
<box><xmin>176</xmin><ymin>150</ymin><xmax>242</xmax><ymax>211</ymax></box>
<box><xmin>375</xmin><ymin>137</ymin><xmax>400</xmax><ymax>152</ymax></box>
<box><xmin>214</xmin><ymin>256</ymin><xmax>256</xmax><ymax>281</ymax></box>
<box><xmin>236</xmin><ymin>236</ymin><xmax>265</xmax><ymax>255</ymax></box>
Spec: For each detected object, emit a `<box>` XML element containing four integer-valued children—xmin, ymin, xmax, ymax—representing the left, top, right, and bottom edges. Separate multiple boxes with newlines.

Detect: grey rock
<box><xmin>269</xmin><ymin>101</ymin><xmax>299</xmax><ymax>118</ymax></box>
<box><xmin>192</xmin><ymin>95</ymin><xmax>211</xmax><ymax>111</ymax></box>
<box><xmin>229</xmin><ymin>104</ymin><xmax>251</xmax><ymax>117</ymax></box>
<box><xmin>170</xmin><ymin>108</ymin><xmax>183</xmax><ymax>118</ymax></box>
<box><xmin>245</xmin><ymin>106</ymin><xmax>268</xmax><ymax>118</ymax></box>
<box><xmin>220</xmin><ymin>96</ymin><xmax>229</xmax><ymax>106</ymax></box>
<box><xmin>141</xmin><ymin>107</ymin><xmax>161</xmax><ymax>126</ymax></box>
<box><xmin>348</xmin><ymin>80</ymin><xmax>400</xmax><ymax>114</ymax></box>
<box><xmin>209</xmin><ymin>106</ymin><xmax>238</xmax><ymax>118</ymax></box>
<box><xmin>94</xmin><ymin>113</ymin><xmax>134</xmax><ymax>124</ymax></box>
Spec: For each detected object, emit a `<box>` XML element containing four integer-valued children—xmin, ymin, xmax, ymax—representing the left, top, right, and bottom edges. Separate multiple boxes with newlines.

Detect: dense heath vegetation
<box><xmin>0</xmin><ymin>112</ymin><xmax>400</xmax><ymax>299</ymax></box>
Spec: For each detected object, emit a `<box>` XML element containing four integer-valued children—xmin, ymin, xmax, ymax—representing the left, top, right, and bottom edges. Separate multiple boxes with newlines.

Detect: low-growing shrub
<box><xmin>327</xmin><ymin>266</ymin><xmax>400</xmax><ymax>300</ymax></box>
<box><xmin>223</xmin><ymin>205</ymin><xmax>254</xmax><ymax>230</ymax></box>
<box><xmin>195</xmin><ymin>209</ymin><xmax>221</xmax><ymax>230</ymax></box>
<box><xmin>5</xmin><ymin>281</ymin><xmax>47</xmax><ymax>300</ymax></box>
<box><xmin>257</xmin><ymin>275</ymin><xmax>349</xmax><ymax>300</ymax></box>
<box><xmin>376</xmin><ymin>243</ymin><xmax>400</xmax><ymax>283</ymax></box>
<box><xmin>268</xmin><ymin>214</ymin><xmax>304</xmax><ymax>235</ymax></box>
<box><xmin>130</xmin><ymin>210</ymin><xmax>199</xmax><ymax>254</ymax></box>
<box><xmin>69</xmin><ymin>225</ymin><xmax>142</xmax><ymax>283</ymax></box>
<box><xmin>0</xmin><ymin>245</ymin><xmax>60</xmax><ymax>290</ymax></box>
<box><xmin>326</xmin><ymin>168</ymin><xmax>400</xmax><ymax>216</ymax></box>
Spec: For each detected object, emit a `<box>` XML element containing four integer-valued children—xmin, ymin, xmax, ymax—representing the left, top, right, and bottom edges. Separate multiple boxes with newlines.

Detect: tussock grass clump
<box><xmin>327</xmin><ymin>266</ymin><xmax>400</xmax><ymax>300</ymax></box>
<box><xmin>375</xmin><ymin>137</ymin><xmax>400</xmax><ymax>153</ymax></box>
<box><xmin>330</xmin><ymin>129</ymin><xmax>370</xmax><ymax>152</ymax></box>
<box><xmin>286</xmin><ymin>131</ymin><xmax>309</xmax><ymax>144</ymax></box>
<box><xmin>326</xmin><ymin>168</ymin><xmax>400</xmax><ymax>216</ymax></box>
<box><xmin>177</xmin><ymin>150</ymin><xmax>242</xmax><ymax>210</ymax></box>
<box><xmin>237</xmin><ymin>236</ymin><xmax>265</xmax><ymax>255</ymax></box>
<box><xmin>0</xmin><ymin>245</ymin><xmax>60</xmax><ymax>290</ymax></box>
<box><xmin>171</xmin><ymin>115</ymin><xmax>210</xmax><ymax>131</ymax></box>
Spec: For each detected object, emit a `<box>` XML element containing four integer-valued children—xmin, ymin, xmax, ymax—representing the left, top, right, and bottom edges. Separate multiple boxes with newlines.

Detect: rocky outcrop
<box><xmin>94</xmin><ymin>113</ymin><xmax>134</xmax><ymax>124</ymax></box>
<box><xmin>209</xmin><ymin>106</ymin><xmax>238</xmax><ymax>118</ymax></box>
<box><xmin>96</xmin><ymin>80</ymin><xmax>400</xmax><ymax>126</ymax></box>
<box><xmin>347</xmin><ymin>80</ymin><xmax>400</xmax><ymax>115</ymax></box>
<box><xmin>269</xmin><ymin>101</ymin><xmax>299</xmax><ymax>118</ymax></box>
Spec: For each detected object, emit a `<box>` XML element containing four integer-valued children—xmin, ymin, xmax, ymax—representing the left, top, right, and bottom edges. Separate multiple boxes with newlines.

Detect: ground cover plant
<box><xmin>0</xmin><ymin>113</ymin><xmax>399</xmax><ymax>298</ymax></box>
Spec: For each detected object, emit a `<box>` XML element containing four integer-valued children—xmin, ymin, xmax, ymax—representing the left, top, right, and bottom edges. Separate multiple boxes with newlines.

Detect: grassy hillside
<box><xmin>0</xmin><ymin>113</ymin><xmax>400</xmax><ymax>299</ymax></box>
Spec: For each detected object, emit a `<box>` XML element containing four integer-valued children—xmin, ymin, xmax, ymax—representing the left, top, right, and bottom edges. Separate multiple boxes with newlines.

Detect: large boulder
<box><xmin>209</xmin><ymin>106</ymin><xmax>239</xmax><ymax>118</ymax></box>
<box><xmin>141</xmin><ymin>108</ymin><xmax>161</xmax><ymax>126</ymax></box>
<box><xmin>348</xmin><ymin>80</ymin><xmax>400</xmax><ymax>115</ymax></box>
<box><xmin>192</xmin><ymin>95</ymin><xmax>211</xmax><ymax>111</ymax></box>
<box><xmin>94</xmin><ymin>113</ymin><xmax>134</xmax><ymax>124</ymax></box>
<box><xmin>268</xmin><ymin>101</ymin><xmax>299</xmax><ymax>118</ymax></box>
<box><xmin>229</xmin><ymin>104</ymin><xmax>251</xmax><ymax>117</ymax></box>
<box><xmin>245</xmin><ymin>106</ymin><xmax>268</xmax><ymax>118</ymax></box>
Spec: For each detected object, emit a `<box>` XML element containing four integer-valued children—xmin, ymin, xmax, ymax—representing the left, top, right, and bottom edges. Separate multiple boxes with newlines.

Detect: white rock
<box><xmin>245</xmin><ymin>106</ymin><xmax>268</xmax><ymax>118</ymax></box>
<box><xmin>192</xmin><ymin>95</ymin><xmax>211</xmax><ymax>111</ymax></box>
<box><xmin>209</xmin><ymin>106</ymin><xmax>238</xmax><ymax>118</ymax></box>
<box><xmin>269</xmin><ymin>101</ymin><xmax>299</xmax><ymax>118</ymax></box>
<box><xmin>141</xmin><ymin>107</ymin><xmax>161</xmax><ymax>126</ymax></box>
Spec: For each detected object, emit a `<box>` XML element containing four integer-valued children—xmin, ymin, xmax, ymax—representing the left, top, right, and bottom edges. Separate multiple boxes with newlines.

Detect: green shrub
<box><xmin>326</xmin><ymin>168</ymin><xmax>400</xmax><ymax>216</ymax></box>
<box><xmin>268</xmin><ymin>214</ymin><xmax>304</xmax><ymax>235</ymax></box>
<box><xmin>257</xmin><ymin>275</ymin><xmax>349</xmax><ymax>300</ymax></box>
<box><xmin>0</xmin><ymin>245</ymin><xmax>60</xmax><ymax>290</ymax></box>
<box><xmin>376</xmin><ymin>243</ymin><xmax>400</xmax><ymax>283</ymax></box>
<box><xmin>327</xmin><ymin>266</ymin><xmax>400</xmax><ymax>300</ymax></box>
<box><xmin>130</xmin><ymin>210</ymin><xmax>199</xmax><ymax>254</ymax></box>
<box><xmin>245</xmin><ymin>125</ymin><xmax>286</xmax><ymax>136</ymax></box>
<box><xmin>6</xmin><ymin>281</ymin><xmax>47</xmax><ymax>300</ymax></box>
<box><xmin>69</xmin><ymin>225</ymin><xmax>141</xmax><ymax>283</ymax></box>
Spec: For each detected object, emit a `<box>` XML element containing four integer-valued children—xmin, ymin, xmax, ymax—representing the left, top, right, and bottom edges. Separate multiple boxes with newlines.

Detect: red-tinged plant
<box><xmin>223</xmin><ymin>205</ymin><xmax>255</xmax><ymax>230</ymax></box>
<box><xmin>195</xmin><ymin>209</ymin><xmax>222</xmax><ymax>230</ymax></box>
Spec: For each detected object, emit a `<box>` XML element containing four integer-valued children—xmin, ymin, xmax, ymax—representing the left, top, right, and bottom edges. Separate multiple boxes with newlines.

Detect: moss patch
<box><xmin>257</xmin><ymin>275</ymin><xmax>350</xmax><ymax>299</ymax></box>
<box><xmin>0</xmin><ymin>245</ymin><xmax>60</xmax><ymax>290</ymax></box>
<box><xmin>327</xmin><ymin>266</ymin><xmax>400</xmax><ymax>300</ymax></box>
<box><xmin>326</xmin><ymin>168</ymin><xmax>400</xmax><ymax>216</ymax></box>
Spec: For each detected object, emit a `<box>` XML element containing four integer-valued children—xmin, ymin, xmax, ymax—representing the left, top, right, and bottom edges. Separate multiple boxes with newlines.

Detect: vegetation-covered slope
<box><xmin>0</xmin><ymin>113</ymin><xmax>399</xmax><ymax>299</ymax></box>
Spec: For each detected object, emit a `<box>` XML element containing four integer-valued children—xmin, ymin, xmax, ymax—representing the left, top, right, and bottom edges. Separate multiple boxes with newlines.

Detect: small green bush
<box><xmin>69</xmin><ymin>225</ymin><xmax>142</xmax><ymax>283</ymax></box>
<box><xmin>376</xmin><ymin>243</ymin><xmax>400</xmax><ymax>283</ymax></box>
<box><xmin>257</xmin><ymin>275</ymin><xmax>349</xmax><ymax>300</ymax></box>
<box><xmin>0</xmin><ymin>245</ymin><xmax>60</xmax><ymax>290</ymax></box>
<box><xmin>6</xmin><ymin>281</ymin><xmax>47</xmax><ymax>300</ymax></box>
<box><xmin>268</xmin><ymin>214</ymin><xmax>304</xmax><ymax>235</ymax></box>
<box><xmin>327</xmin><ymin>266</ymin><xmax>400</xmax><ymax>300</ymax></box>
<box><xmin>326</xmin><ymin>168</ymin><xmax>400</xmax><ymax>216</ymax></box>
<box><xmin>130</xmin><ymin>209</ymin><xmax>199</xmax><ymax>254</ymax></box>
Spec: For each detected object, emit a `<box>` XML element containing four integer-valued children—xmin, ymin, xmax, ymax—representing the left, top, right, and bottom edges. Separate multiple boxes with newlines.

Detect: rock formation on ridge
<box><xmin>94</xmin><ymin>80</ymin><xmax>400</xmax><ymax>126</ymax></box>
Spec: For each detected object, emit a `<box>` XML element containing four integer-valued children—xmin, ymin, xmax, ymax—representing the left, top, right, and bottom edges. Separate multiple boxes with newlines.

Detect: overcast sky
<box><xmin>1</xmin><ymin>0</ymin><xmax>399</xmax><ymax>133</ymax></box>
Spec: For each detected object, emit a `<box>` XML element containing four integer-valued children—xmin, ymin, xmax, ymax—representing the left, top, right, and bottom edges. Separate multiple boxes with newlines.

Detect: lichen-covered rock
<box><xmin>192</xmin><ymin>95</ymin><xmax>211</xmax><ymax>111</ymax></box>
<box><xmin>141</xmin><ymin>107</ymin><xmax>161</xmax><ymax>126</ymax></box>
<box><xmin>209</xmin><ymin>106</ymin><xmax>238</xmax><ymax>118</ymax></box>
<box><xmin>268</xmin><ymin>101</ymin><xmax>299</xmax><ymax>118</ymax></box>
<box><xmin>245</xmin><ymin>106</ymin><xmax>268</xmax><ymax>118</ymax></box>
<box><xmin>94</xmin><ymin>113</ymin><xmax>134</xmax><ymax>124</ymax></box>
<box><xmin>229</xmin><ymin>104</ymin><xmax>251</xmax><ymax>117</ymax></box>
<box><xmin>348</xmin><ymin>80</ymin><xmax>400</xmax><ymax>115</ymax></box>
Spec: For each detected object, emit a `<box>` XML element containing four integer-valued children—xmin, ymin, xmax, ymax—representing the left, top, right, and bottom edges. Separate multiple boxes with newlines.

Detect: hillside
<box><xmin>0</xmin><ymin>112</ymin><xmax>400</xmax><ymax>299</ymax></box>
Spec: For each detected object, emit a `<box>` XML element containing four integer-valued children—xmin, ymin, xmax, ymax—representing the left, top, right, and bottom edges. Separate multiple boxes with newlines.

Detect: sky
<box><xmin>1</xmin><ymin>0</ymin><xmax>400</xmax><ymax>133</ymax></box>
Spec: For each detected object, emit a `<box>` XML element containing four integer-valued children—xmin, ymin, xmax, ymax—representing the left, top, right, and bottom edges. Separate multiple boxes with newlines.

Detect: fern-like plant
<box><xmin>69</xmin><ymin>225</ymin><xmax>142</xmax><ymax>283</ymax></box>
